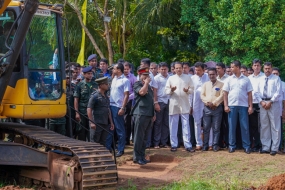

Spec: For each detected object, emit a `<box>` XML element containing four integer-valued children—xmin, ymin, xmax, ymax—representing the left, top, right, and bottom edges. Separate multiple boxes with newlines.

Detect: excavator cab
<box><xmin>0</xmin><ymin>1</ymin><xmax>66</xmax><ymax>119</ymax></box>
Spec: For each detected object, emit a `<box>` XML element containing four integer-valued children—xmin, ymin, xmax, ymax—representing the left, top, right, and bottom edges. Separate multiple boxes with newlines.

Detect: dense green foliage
<box><xmin>181</xmin><ymin>0</ymin><xmax>285</xmax><ymax>68</ymax></box>
<box><xmin>39</xmin><ymin>0</ymin><xmax>285</xmax><ymax>70</ymax></box>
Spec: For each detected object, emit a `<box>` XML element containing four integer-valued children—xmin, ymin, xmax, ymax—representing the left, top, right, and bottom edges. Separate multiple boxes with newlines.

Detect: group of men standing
<box><xmin>61</xmin><ymin>55</ymin><xmax>284</xmax><ymax>167</ymax></box>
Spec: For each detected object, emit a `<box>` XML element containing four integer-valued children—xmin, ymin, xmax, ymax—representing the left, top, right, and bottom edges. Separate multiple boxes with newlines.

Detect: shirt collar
<box><xmin>251</xmin><ymin>71</ymin><xmax>264</xmax><ymax>77</ymax></box>
<box><xmin>217</xmin><ymin>73</ymin><xmax>228</xmax><ymax>79</ymax></box>
<box><xmin>233</xmin><ymin>73</ymin><xmax>245</xmax><ymax>79</ymax></box>
<box><xmin>116</xmin><ymin>74</ymin><xmax>125</xmax><ymax>79</ymax></box>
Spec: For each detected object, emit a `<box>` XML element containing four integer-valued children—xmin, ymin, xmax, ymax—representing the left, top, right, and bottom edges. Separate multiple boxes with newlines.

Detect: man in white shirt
<box><xmin>272</xmin><ymin>67</ymin><xmax>285</xmax><ymax>151</ymax></box>
<box><xmin>191</xmin><ymin>62</ymin><xmax>209</xmax><ymax>150</ymax></box>
<box><xmin>223</xmin><ymin>60</ymin><xmax>253</xmax><ymax>154</ymax></box>
<box><xmin>153</xmin><ymin>62</ymin><xmax>170</xmax><ymax>148</ymax></box>
<box><xmin>248</xmin><ymin>59</ymin><xmax>264</xmax><ymax>152</ymax></box>
<box><xmin>165</xmin><ymin>62</ymin><xmax>195</xmax><ymax>152</ymax></box>
<box><xmin>182</xmin><ymin>62</ymin><xmax>195</xmax><ymax>146</ymax></box>
<box><xmin>255</xmin><ymin>63</ymin><xmax>281</xmax><ymax>156</ymax></box>
<box><xmin>108</xmin><ymin>63</ymin><xmax>130</xmax><ymax>157</ymax></box>
<box><xmin>216</xmin><ymin>62</ymin><xmax>229</xmax><ymax>148</ymax></box>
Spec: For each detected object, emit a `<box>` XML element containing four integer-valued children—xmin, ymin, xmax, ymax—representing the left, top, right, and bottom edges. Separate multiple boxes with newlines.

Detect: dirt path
<box><xmin>116</xmin><ymin>145</ymin><xmax>285</xmax><ymax>189</ymax></box>
<box><xmin>117</xmin><ymin>153</ymin><xmax>182</xmax><ymax>189</ymax></box>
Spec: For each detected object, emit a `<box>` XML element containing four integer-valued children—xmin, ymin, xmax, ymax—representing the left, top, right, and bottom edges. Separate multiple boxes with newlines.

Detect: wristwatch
<box><xmin>121</xmin><ymin>107</ymin><xmax>126</xmax><ymax>111</ymax></box>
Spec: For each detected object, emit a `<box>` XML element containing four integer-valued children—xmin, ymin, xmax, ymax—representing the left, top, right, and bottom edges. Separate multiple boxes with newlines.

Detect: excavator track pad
<box><xmin>0</xmin><ymin>122</ymin><xmax>118</xmax><ymax>190</ymax></box>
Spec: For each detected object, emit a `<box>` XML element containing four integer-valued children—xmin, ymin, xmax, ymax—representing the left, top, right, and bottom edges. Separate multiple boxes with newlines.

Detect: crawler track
<box><xmin>0</xmin><ymin>122</ymin><xmax>118</xmax><ymax>189</ymax></box>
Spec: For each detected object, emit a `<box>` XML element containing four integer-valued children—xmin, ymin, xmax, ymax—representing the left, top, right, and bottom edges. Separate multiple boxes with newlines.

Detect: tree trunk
<box><xmin>122</xmin><ymin>0</ymin><xmax>127</xmax><ymax>58</ymax></box>
<box><xmin>93</xmin><ymin>0</ymin><xmax>114</xmax><ymax>65</ymax></box>
<box><xmin>66</xmin><ymin>1</ymin><xmax>105</xmax><ymax>58</ymax></box>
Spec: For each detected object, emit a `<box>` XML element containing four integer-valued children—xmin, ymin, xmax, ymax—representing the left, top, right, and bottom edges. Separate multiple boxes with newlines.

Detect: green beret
<box><xmin>95</xmin><ymin>77</ymin><xmax>108</xmax><ymax>85</ymax></box>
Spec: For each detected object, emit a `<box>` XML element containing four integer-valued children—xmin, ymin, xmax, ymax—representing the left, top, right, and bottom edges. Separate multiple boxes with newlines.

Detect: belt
<box><xmin>262</xmin><ymin>98</ymin><xmax>272</xmax><ymax>101</ymax></box>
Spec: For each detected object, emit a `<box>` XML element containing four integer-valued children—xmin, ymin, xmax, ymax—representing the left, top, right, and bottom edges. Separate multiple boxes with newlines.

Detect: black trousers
<box><xmin>219</xmin><ymin>107</ymin><xmax>229</xmax><ymax>147</ymax></box>
<box><xmin>75</xmin><ymin>115</ymin><xmax>90</xmax><ymax>142</ymax></box>
<box><xmin>153</xmin><ymin>102</ymin><xmax>169</xmax><ymax>146</ymax></box>
<box><xmin>90</xmin><ymin>124</ymin><xmax>109</xmax><ymax>146</ymax></box>
<box><xmin>248</xmin><ymin>103</ymin><xmax>261</xmax><ymax>149</ymax></box>
<box><xmin>124</xmin><ymin>100</ymin><xmax>133</xmax><ymax>144</ymax></box>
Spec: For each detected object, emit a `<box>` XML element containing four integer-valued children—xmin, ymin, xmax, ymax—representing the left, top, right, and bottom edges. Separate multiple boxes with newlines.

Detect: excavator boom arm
<box><xmin>0</xmin><ymin>0</ymin><xmax>12</xmax><ymax>15</ymax></box>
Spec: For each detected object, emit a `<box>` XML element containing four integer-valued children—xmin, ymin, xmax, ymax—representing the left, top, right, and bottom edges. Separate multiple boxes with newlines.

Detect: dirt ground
<box><xmin>116</xmin><ymin>145</ymin><xmax>285</xmax><ymax>189</ymax></box>
<box><xmin>2</xmin><ymin>144</ymin><xmax>285</xmax><ymax>190</ymax></box>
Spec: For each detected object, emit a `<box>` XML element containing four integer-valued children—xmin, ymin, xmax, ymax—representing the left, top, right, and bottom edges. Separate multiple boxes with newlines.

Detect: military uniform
<box><xmin>92</xmin><ymin>68</ymin><xmax>103</xmax><ymax>82</ymax></box>
<box><xmin>65</xmin><ymin>79</ymin><xmax>76</xmax><ymax>137</ymax></box>
<box><xmin>47</xmin><ymin>81</ymin><xmax>66</xmax><ymax>135</ymax></box>
<box><xmin>74</xmin><ymin>73</ymin><xmax>98</xmax><ymax>141</ymax></box>
<box><xmin>49</xmin><ymin>117</ymin><xmax>66</xmax><ymax>135</ymax></box>
<box><xmin>131</xmin><ymin>68</ymin><xmax>154</xmax><ymax>164</ymax></box>
<box><xmin>87</xmin><ymin>77</ymin><xmax>110</xmax><ymax>145</ymax></box>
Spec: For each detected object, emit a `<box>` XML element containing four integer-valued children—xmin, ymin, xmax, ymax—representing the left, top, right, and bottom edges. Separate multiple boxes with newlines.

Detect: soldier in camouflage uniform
<box><xmin>65</xmin><ymin>71</ymin><xmax>76</xmax><ymax>137</ymax></box>
<box><xmin>74</xmin><ymin>66</ymin><xmax>98</xmax><ymax>141</ymax></box>
<box><xmin>48</xmin><ymin>80</ymin><xmax>66</xmax><ymax>135</ymax></box>
<box><xmin>87</xmin><ymin>54</ymin><xmax>103</xmax><ymax>82</ymax></box>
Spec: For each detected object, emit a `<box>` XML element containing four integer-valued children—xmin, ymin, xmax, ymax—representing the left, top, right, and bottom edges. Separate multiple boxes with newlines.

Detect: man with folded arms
<box><xmin>255</xmin><ymin>62</ymin><xmax>281</xmax><ymax>156</ymax></box>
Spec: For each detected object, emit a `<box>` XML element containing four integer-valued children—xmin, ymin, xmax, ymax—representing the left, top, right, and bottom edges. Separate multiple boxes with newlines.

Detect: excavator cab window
<box><xmin>0</xmin><ymin>10</ymin><xmax>15</xmax><ymax>57</ymax></box>
<box><xmin>26</xmin><ymin>12</ymin><xmax>63</xmax><ymax>100</ymax></box>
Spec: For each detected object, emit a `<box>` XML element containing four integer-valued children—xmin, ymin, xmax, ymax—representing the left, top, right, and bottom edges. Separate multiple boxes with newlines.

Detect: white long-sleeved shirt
<box><xmin>165</xmin><ymin>74</ymin><xmax>194</xmax><ymax>115</ymax></box>
<box><xmin>254</xmin><ymin>74</ymin><xmax>281</xmax><ymax>103</ymax></box>
<box><xmin>248</xmin><ymin>72</ymin><xmax>264</xmax><ymax>104</ymax></box>
<box><xmin>191</xmin><ymin>74</ymin><xmax>209</xmax><ymax>120</ymax></box>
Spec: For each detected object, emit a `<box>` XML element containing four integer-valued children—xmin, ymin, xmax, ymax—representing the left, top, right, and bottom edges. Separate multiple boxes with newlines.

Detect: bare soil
<box><xmin>257</xmin><ymin>173</ymin><xmax>285</xmax><ymax>190</ymax></box>
<box><xmin>116</xmin><ymin>145</ymin><xmax>285</xmax><ymax>189</ymax></box>
<box><xmin>0</xmin><ymin>186</ymin><xmax>32</xmax><ymax>190</ymax></box>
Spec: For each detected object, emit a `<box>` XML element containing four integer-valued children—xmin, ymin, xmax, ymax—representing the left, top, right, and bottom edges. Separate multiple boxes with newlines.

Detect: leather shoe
<box><xmin>186</xmin><ymin>148</ymin><xmax>195</xmax><ymax>152</ymax></box>
<box><xmin>244</xmin><ymin>148</ymin><xmax>251</xmax><ymax>154</ymax></box>
<box><xmin>213</xmin><ymin>146</ymin><xmax>219</xmax><ymax>152</ymax></box>
<box><xmin>137</xmin><ymin>160</ymin><xmax>146</xmax><ymax>165</ymax></box>
<box><xmin>202</xmin><ymin>146</ymin><xmax>209</xmax><ymax>151</ymax></box>
<box><xmin>228</xmin><ymin>147</ymin><xmax>235</xmax><ymax>153</ymax></box>
<box><xmin>251</xmin><ymin>148</ymin><xmax>260</xmax><ymax>152</ymax></box>
<box><xmin>270</xmin><ymin>151</ymin><xmax>277</xmax><ymax>156</ymax></box>
<box><xmin>143</xmin><ymin>158</ymin><xmax>151</xmax><ymax>163</ymax></box>
<box><xmin>116</xmin><ymin>151</ymin><xmax>124</xmax><ymax>157</ymax></box>
<box><xmin>260</xmin><ymin>150</ymin><xmax>270</xmax><ymax>154</ymax></box>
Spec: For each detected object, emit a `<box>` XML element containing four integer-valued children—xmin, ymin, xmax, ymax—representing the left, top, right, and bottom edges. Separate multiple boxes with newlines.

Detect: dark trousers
<box><xmin>248</xmin><ymin>103</ymin><xmax>261</xmax><ymax>149</ymax></box>
<box><xmin>280</xmin><ymin>117</ymin><xmax>283</xmax><ymax>150</ymax></box>
<box><xmin>124</xmin><ymin>100</ymin><xmax>133</xmax><ymax>144</ymax></box>
<box><xmin>153</xmin><ymin>102</ymin><xmax>169</xmax><ymax>146</ymax></box>
<box><xmin>90</xmin><ymin>124</ymin><xmax>109</xmax><ymax>146</ymax></box>
<box><xmin>133</xmin><ymin>115</ymin><xmax>152</xmax><ymax>161</ymax></box>
<box><xmin>203</xmin><ymin>105</ymin><xmax>223</xmax><ymax>148</ymax></box>
<box><xmin>76</xmin><ymin>115</ymin><xmax>90</xmax><ymax>141</ymax></box>
<box><xmin>219</xmin><ymin>106</ymin><xmax>229</xmax><ymax>147</ymax></box>
<box><xmin>189</xmin><ymin>115</ymin><xmax>196</xmax><ymax>146</ymax></box>
<box><xmin>228</xmin><ymin>106</ymin><xmax>250</xmax><ymax>149</ymax></box>
<box><xmin>50</xmin><ymin>124</ymin><xmax>66</xmax><ymax>136</ymax></box>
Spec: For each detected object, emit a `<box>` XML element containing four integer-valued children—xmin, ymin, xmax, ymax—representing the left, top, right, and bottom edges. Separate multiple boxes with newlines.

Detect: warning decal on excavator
<box><xmin>35</xmin><ymin>9</ymin><xmax>51</xmax><ymax>17</ymax></box>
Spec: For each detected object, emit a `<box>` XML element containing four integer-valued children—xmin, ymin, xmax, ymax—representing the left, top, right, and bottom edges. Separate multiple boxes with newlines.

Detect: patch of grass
<box><xmin>119</xmin><ymin>179</ymin><xmax>137</xmax><ymax>190</ymax></box>
<box><xmin>119</xmin><ymin>178</ymin><xmax>250</xmax><ymax>190</ymax></box>
<box><xmin>157</xmin><ymin>178</ymin><xmax>250</xmax><ymax>190</ymax></box>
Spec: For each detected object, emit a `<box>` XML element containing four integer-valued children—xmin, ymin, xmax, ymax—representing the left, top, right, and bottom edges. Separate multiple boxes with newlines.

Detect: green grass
<box><xmin>119</xmin><ymin>178</ymin><xmax>251</xmax><ymax>190</ymax></box>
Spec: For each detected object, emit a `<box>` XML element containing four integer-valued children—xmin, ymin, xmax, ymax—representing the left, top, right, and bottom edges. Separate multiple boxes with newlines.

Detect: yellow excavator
<box><xmin>0</xmin><ymin>1</ymin><xmax>117</xmax><ymax>189</ymax></box>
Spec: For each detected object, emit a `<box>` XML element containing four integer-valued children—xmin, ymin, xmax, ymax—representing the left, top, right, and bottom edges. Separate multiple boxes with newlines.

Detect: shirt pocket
<box><xmin>214</xmin><ymin>87</ymin><xmax>221</xmax><ymax>97</ymax></box>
